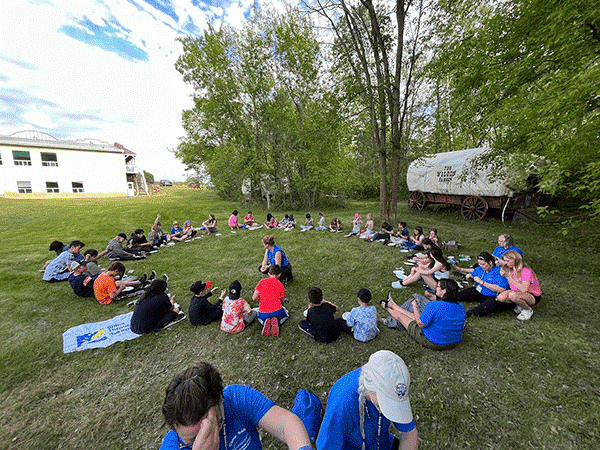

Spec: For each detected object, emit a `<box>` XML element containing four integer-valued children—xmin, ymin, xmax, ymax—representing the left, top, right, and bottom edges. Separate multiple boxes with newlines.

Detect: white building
<box><xmin>0</xmin><ymin>131</ymin><xmax>147</xmax><ymax>197</ymax></box>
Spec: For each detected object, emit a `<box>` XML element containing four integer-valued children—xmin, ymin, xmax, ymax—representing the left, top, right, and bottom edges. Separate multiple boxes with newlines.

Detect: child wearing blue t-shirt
<box><xmin>338</xmin><ymin>288</ymin><xmax>379</xmax><ymax>342</ymax></box>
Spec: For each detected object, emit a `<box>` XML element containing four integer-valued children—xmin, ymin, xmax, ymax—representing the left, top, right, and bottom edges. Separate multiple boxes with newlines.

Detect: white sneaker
<box><xmin>392</xmin><ymin>281</ymin><xmax>405</xmax><ymax>289</ymax></box>
<box><xmin>517</xmin><ymin>309</ymin><xmax>533</xmax><ymax>321</ymax></box>
<box><xmin>514</xmin><ymin>305</ymin><xmax>524</xmax><ymax>314</ymax></box>
<box><xmin>394</xmin><ymin>271</ymin><xmax>407</xmax><ymax>280</ymax></box>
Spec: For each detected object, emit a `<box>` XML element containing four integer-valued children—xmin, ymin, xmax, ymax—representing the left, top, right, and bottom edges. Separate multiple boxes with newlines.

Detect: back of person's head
<box><xmin>478</xmin><ymin>251</ymin><xmax>495</xmax><ymax>265</ymax></box>
<box><xmin>232</xmin><ymin>210</ymin><xmax>238</xmax><ymax>216</ymax></box>
<box><xmin>146</xmin><ymin>279</ymin><xmax>168</xmax><ymax>297</ymax></box>
<box><xmin>284</xmin><ymin>214</ymin><xmax>289</xmax><ymax>219</ymax></box>
<box><xmin>228</xmin><ymin>280</ymin><xmax>242</xmax><ymax>300</ymax></box>
<box><xmin>400</xmin><ymin>221</ymin><xmax>407</xmax><ymax>228</ymax></box>
<box><xmin>428</xmin><ymin>246</ymin><xmax>450</xmax><ymax>270</ymax></box>
<box><xmin>162</xmin><ymin>363</ymin><xmax>224</xmax><ymax>428</ymax></box>
<box><xmin>289</xmin><ymin>214</ymin><xmax>294</xmax><ymax>219</ymax></box>
<box><xmin>357</xmin><ymin>288</ymin><xmax>372</xmax><ymax>303</ymax></box>
<box><xmin>307</xmin><ymin>286</ymin><xmax>323</xmax><ymax>304</ymax></box>
<box><xmin>438</xmin><ymin>278</ymin><xmax>459</xmax><ymax>302</ymax></box>
<box><xmin>266</xmin><ymin>213</ymin><xmax>273</xmax><ymax>220</ymax></box>
<box><xmin>306</xmin><ymin>213</ymin><xmax>311</xmax><ymax>219</ymax></box>
<box><xmin>381</xmin><ymin>222</ymin><xmax>389</xmax><ymax>229</ymax></box>
<box><xmin>268</xmin><ymin>264</ymin><xmax>281</xmax><ymax>276</ymax></box>
<box><xmin>421</xmin><ymin>238</ymin><xmax>434</xmax><ymax>247</ymax></box>
<box><xmin>134</xmin><ymin>228</ymin><xmax>144</xmax><ymax>235</ymax></box>
<box><xmin>262</xmin><ymin>235</ymin><xmax>275</xmax><ymax>246</ymax></box>
<box><xmin>69</xmin><ymin>240</ymin><xmax>85</xmax><ymax>249</ymax></box>
<box><xmin>84</xmin><ymin>249</ymin><xmax>98</xmax><ymax>258</ymax></box>
<box><xmin>49</xmin><ymin>240</ymin><xmax>64</xmax><ymax>252</ymax></box>
<box><xmin>108</xmin><ymin>261</ymin><xmax>125</xmax><ymax>275</ymax></box>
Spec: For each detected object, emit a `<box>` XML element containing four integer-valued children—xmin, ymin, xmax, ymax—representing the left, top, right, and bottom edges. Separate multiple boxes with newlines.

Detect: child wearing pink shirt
<box><xmin>497</xmin><ymin>250</ymin><xmax>542</xmax><ymax>321</ymax></box>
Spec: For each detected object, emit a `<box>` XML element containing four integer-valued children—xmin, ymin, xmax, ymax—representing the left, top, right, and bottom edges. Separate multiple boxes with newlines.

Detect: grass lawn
<box><xmin>0</xmin><ymin>186</ymin><xmax>598</xmax><ymax>449</ymax></box>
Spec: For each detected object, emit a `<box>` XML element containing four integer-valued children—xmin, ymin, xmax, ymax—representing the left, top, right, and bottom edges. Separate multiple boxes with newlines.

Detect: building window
<box><xmin>17</xmin><ymin>181</ymin><xmax>32</xmax><ymax>193</ymax></box>
<box><xmin>46</xmin><ymin>182</ymin><xmax>59</xmax><ymax>193</ymax></box>
<box><xmin>41</xmin><ymin>152</ymin><xmax>58</xmax><ymax>166</ymax></box>
<box><xmin>72</xmin><ymin>182</ymin><xmax>84</xmax><ymax>193</ymax></box>
<box><xmin>13</xmin><ymin>150</ymin><xmax>32</xmax><ymax>166</ymax></box>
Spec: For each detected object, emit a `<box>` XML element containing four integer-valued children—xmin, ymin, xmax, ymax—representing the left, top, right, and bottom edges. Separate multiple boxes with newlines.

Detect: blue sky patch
<box><xmin>141</xmin><ymin>0</ymin><xmax>179</xmax><ymax>22</ymax></box>
<box><xmin>0</xmin><ymin>54</ymin><xmax>42</xmax><ymax>71</ymax></box>
<box><xmin>59</xmin><ymin>16</ymin><xmax>149</xmax><ymax>62</ymax></box>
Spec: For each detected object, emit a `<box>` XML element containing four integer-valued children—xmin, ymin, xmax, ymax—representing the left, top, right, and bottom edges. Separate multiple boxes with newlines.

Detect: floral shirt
<box><xmin>221</xmin><ymin>297</ymin><xmax>251</xmax><ymax>334</ymax></box>
<box><xmin>342</xmin><ymin>305</ymin><xmax>379</xmax><ymax>342</ymax></box>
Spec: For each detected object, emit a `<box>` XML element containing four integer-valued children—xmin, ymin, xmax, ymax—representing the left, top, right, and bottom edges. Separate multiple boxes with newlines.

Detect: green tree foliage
<box><xmin>427</xmin><ymin>0</ymin><xmax>600</xmax><ymax>216</ymax></box>
<box><xmin>307</xmin><ymin>0</ymin><xmax>428</xmax><ymax>219</ymax></box>
<box><xmin>175</xmin><ymin>10</ymin><xmax>363</xmax><ymax>208</ymax></box>
<box><xmin>142</xmin><ymin>170</ymin><xmax>154</xmax><ymax>184</ymax></box>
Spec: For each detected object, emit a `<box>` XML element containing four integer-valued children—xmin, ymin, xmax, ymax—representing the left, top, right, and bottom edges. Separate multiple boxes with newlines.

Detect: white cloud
<box><xmin>0</xmin><ymin>0</ymin><xmax>296</xmax><ymax>180</ymax></box>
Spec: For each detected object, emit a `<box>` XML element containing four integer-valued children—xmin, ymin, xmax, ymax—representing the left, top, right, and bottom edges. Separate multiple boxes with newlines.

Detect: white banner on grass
<box><xmin>62</xmin><ymin>312</ymin><xmax>141</xmax><ymax>353</ymax></box>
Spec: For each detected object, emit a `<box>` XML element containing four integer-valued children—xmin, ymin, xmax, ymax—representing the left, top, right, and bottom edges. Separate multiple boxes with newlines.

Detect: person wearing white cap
<box><xmin>316</xmin><ymin>350</ymin><xmax>418</xmax><ymax>450</ymax></box>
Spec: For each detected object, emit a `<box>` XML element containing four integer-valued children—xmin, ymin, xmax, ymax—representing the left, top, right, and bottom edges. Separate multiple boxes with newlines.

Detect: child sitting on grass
<box><xmin>329</xmin><ymin>217</ymin><xmax>342</xmax><ymax>232</ymax></box>
<box><xmin>252</xmin><ymin>264</ymin><xmax>288</xmax><ymax>336</ymax></box>
<box><xmin>283</xmin><ymin>214</ymin><xmax>296</xmax><ymax>231</ymax></box>
<box><xmin>188</xmin><ymin>280</ymin><xmax>223</xmax><ymax>326</ymax></box>
<box><xmin>337</xmin><ymin>288</ymin><xmax>379</xmax><ymax>342</ymax></box>
<box><xmin>300</xmin><ymin>213</ymin><xmax>314</xmax><ymax>231</ymax></box>
<box><xmin>299</xmin><ymin>286</ymin><xmax>341</xmax><ymax>343</ymax></box>
<box><xmin>220</xmin><ymin>280</ymin><xmax>257</xmax><ymax>334</ymax></box>
<box><xmin>315</xmin><ymin>212</ymin><xmax>326</xmax><ymax>230</ymax></box>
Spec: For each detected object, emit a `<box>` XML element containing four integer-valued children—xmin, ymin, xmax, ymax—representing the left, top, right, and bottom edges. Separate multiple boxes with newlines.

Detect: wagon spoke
<box><xmin>461</xmin><ymin>196</ymin><xmax>488</xmax><ymax>220</ymax></box>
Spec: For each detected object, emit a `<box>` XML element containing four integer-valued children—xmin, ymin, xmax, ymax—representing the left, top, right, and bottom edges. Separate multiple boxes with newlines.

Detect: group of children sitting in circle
<box><xmin>41</xmin><ymin>203</ymin><xmax>542</xmax><ymax>349</ymax></box>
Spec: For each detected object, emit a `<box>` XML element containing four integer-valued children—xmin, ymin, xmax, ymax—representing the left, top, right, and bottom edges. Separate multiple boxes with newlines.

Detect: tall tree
<box><xmin>175</xmin><ymin>10</ymin><xmax>347</xmax><ymax>208</ymax></box>
<box><xmin>306</xmin><ymin>0</ymin><xmax>427</xmax><ymax>219</ymax></box>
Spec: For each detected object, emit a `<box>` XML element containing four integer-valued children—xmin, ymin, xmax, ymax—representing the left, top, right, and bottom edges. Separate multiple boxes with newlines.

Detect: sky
<box><xmin>0</xmin><ymin>0</ymin><xmax>291</xmax><ymax>181</ymax></box>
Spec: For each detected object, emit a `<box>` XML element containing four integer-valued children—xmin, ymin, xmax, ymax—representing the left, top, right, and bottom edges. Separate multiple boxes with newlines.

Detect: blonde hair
<box><xmin>502</xmin><ymin>250</ymin><xmax>536</xmax><ymax>280</ymax></box>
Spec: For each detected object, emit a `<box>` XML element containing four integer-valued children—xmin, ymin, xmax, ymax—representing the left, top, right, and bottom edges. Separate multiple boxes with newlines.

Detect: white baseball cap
<box><xmin>362</xmin><ymin>350</ymin><xmax>412</xmax><ymax>424</ymax></box>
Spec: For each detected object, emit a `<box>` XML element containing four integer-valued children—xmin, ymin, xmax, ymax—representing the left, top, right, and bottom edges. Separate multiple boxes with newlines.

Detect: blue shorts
<box><xmin>257</xmin><ymin>307</ymin><xmax>289</xmax><ymax>324</ymax></box>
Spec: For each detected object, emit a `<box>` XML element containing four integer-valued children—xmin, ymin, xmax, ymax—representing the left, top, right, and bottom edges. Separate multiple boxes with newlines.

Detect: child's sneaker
<box><xmin>270</xmin><ymin>318</ymin><xmax>279</xmax><ymax>336</ymax></box>
<box><xmin>392</xmin><ymin>281</ymin><xmax>405</xmax><ymax>289</ymax></box>
<box><xmin>514</xmin><ymin>305</ymin><xmax>524</xmax><ymax>314</ymax></box>
<box><xmin>262</xmin><ymin>318</ymin><xmax>272</xmax><ymax>336</ymax></box>
<box><xmin>148</xmin><ymin>270</ymin><xmax>156</xmax><ymax>282</ymax></box>
<box><xmin>162</xmin><ymin>274</ymin><xmax>169</xmax><ymax>283</ymax></box>
<box><xmin>393</xmin><ymin>270</ymin><xmax>407</xmax><ymax>279</ymax></box>
<box><xmin>517</xmin><ymin>309</ymin><xmax>533</xmax><ymax>321</ymax></box>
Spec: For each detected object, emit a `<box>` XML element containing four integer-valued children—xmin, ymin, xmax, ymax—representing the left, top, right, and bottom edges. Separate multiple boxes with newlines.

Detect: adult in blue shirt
<box><xmin>259</xmin><ymin>235</ymin><xmax>293</xmax><ymax>284</ymax></box>
<box><xmin>160</xmin><ymin>362</ymin><xmax>312</xmax><ymax>450</ymax></box>
<box><xmin>316</xmin><ymin>350</ymin><xmax>418</xmax><ymax>450</ymax></box>
<box><xmin>455</xmin><ymin>252</ymin><xmax>511</xmax><ymax>317</ymax></box>
<box><xmin>381</xmin><ymin>278</ymin><xmax>466</xmax><ymax>350</ymax></box>
<box><xmin>492</xmin><ymin>234</ymin><xmax>523</xmax><ymax>266</ymax></box>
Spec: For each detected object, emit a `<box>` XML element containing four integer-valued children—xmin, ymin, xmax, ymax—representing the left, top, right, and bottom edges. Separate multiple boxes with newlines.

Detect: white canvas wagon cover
<box><xmin>406</xmin><ymin>148</ymin><xmax>511</xmax><ymax>197</ymax></box>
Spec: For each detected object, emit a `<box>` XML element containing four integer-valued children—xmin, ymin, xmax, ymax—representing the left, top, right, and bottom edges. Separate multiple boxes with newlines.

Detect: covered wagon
<box><xmin>406</xmin><ymin>148</ymin><xmax>546</xmax><ymax>219</ymax></box>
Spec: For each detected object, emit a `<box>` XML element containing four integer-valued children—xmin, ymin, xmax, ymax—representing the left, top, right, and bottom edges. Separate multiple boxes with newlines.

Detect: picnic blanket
<box><xmin>62</xmin><ymin>312</ymin><xmax>141</xmax><ymax>353</ymax></box>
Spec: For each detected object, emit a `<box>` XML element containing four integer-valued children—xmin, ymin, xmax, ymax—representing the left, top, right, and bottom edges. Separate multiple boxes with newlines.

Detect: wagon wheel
<box><xmin>408</xmin><ymin>190</ymin><xmax>426</xmax><ymax>210</ymax></box>
<box><xmin>461</xmin><ymin>196</ymin><xmax>488</xmax><ymax>220</ymax></box>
